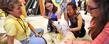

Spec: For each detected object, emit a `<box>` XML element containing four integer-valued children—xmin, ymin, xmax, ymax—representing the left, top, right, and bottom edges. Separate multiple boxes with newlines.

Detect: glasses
<box><xmin>87</xmin><ymin>5</ymin><xmax>98</xmax><ymax>12</ymax></box>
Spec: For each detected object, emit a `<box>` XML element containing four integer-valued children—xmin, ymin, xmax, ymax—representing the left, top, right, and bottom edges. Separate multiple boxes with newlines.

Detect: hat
<box><xmin>36</xmin><ymin>28</ymin><xmax>44</xmax><ymax>33</ymax></box>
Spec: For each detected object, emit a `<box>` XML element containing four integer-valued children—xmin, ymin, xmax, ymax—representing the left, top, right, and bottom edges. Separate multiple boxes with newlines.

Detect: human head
<box><xmin>45</xmin><ymin>1</ymin><xmax>53</xmax><ymax>12</ymax></box>
<box><xmin>45</xmin><ymin>0</ymin><xmax>57</xmax><ymax>15</ymax></box>
<box><xmin>87</xmin><ymin>0</ymin><xmax>100</xmax><ymax>17</ymax></box>
<box><xmin>87</xmin><ymin>0</ymin><xmax>109</xmax><ymax>39</ymax></box>
<box><xmin>0</xmin><ymin>0</ymin><xmax>22</xmax><ymax>18</ymax></box>
<box><xmin>67</xmin><ymin>2</ymin><xmax>77</xmax><ymax>16</ymax></box>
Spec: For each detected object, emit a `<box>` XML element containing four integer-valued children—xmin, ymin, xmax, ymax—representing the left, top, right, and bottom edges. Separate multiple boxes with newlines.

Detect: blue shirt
<box><xmin>50</xmin><ymin>13</ymin><xmax>57</xmax><ymax>21</ymax></box>
<box><xmin>72</xmin><ymin>0</ymin><xmax>76</xmax><ymax>4</ymax></box>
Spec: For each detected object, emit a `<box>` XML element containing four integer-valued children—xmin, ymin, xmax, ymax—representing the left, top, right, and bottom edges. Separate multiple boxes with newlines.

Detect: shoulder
<box><xmin>76</xmin><ymin>11</ymin><xmax>81</xmax><ymax>18</ymax></box>
<box><xmin>4</xmin><ymin>19</ymin><xmax>16</xmax><ymax>28</ymax></box>
<box><xmin>103</xmin><ymin>22</ymin><xmax>109</xmax><ymax>32</ymax></box>
<box><xmin>77</xmin><ymin>14</ymin><xmax>82</xmax><ymax>19</ymax></box>
<box><xmin>105</xmin><ymin>22</ymin><xmax>109</xmax><ymax>27</ymax></box>
<box><xmin>5</xmin><ymin>15</ymin><xmax>17</xmax><ymax>23</ymax></box>
<box><xmin>53</xmin><ymin>13</ymin><xmax>57</xmax><ymax>15</ymax></box>
<box><xmin>5</xmin><ymin>18</ymin><xmax>17</xmax><ymax>24</ymax></box>
<box><xmin>4</xmin><ymin>18</ymin><xmax>17</xmax><ymax>27</ymax></box>
<box><xmin>92</xmin><ymin>22</ymin><xmax>109</xmax><ymax>44</ymax></box>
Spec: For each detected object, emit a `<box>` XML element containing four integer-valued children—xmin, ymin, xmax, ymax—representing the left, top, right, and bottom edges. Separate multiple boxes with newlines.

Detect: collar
<box><xmin>7</xmin><ymin>15</ymin><xmax>18</xmax><ymax>20</ymax></box>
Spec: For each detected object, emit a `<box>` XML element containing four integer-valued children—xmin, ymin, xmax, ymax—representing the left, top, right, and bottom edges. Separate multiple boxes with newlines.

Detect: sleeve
<box><xmin>91</xmin><ymin>23</ymin><xmax>109</xmax><ymax>44</ymax></box>
<box><xmin>4</xmin><ymin>22</ymin><xmax>17</xmax><ymax>36</ymax></box>
<box><xmin>75</xmin><ymin>22</ymin><xmax>109</xmax><ymax>44</ymax></box>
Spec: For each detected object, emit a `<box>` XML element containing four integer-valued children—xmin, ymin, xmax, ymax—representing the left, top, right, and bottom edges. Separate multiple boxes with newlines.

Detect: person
<box><xmin>44</xmin><ymin>0</ymin><xmax>58</xmax><ymax>21</ymax></box>
<box><xmin>78</xmin><ymin>0</ymin><xmax>82</xmax><ymax>10</ymax></box>
<box><xmin>0</xmin><ymin>0</ymin><xmax>39</xmax><ymax>44</ymax></box>
<box><xmin>72</xmin><ymin>0</ymin><xmax>76</xmax><ymax>4</ymax></box>
<box><xmin>44</xmin><ymin>0</ymin><xmax>59</xmax><ymax>33</ymax></box>
<box><xmin>0</xmin><ymin>9</ymin><xmax>6</xmax><ymax>17</ymax></box>
<box><xmin>65</xmin><ymin>0</ymin><xmax>109</xmax><ymax>44</ymax></box>
<box><xmin>84</xmin><ymin>0</ymin><xmax>87</xmax><ymax>15</ymax></box>
<box><xmin>65</xmin><ymin>2</ymin><xmax>86</xmax><ymax>38</ymax></box>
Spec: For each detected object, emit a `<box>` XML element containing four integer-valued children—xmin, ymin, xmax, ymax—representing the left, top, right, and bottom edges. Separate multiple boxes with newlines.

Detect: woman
<box><xmin>0</xmin><ymin>0</ymin><xmax>39</xmax><ymax>44</ymax></box>
<box><xmin>44</xmin><ymin>0</ymin><xmax>58</xmax><ymax>21</ymax></box>
<box><xmin>78</xmin><ymin>0</ymin><xmax>82</xmax><ymax>10</ymax></box>
<box><xmin>65</xmin><ymin>0</ymin><xmax>109</xmax><ymax>44</ymax></box>
<box><xmin>44</xmin><ymin>0</ymin><xmax>59</xmax><ymax>33</ymax></box>
<box><xmin>65</xmin><ymin>2</ymin><xmax>86</xmax><ymax>38</ymax></box>
<box><xmin>87</xmin><ymin>0</ymin><xmax>109</xmax><ymax>43</ymax></box>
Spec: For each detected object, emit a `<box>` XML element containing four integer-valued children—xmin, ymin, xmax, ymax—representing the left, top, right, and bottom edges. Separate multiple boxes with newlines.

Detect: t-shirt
<box><xmin>49</xmin><ymin>13</ymin><xmax>57</xmax><ymax>21</ymax></box>
<box><xmin>4</xmin><ymin>15</ymin><xmax>31</xmax><ymax>41</ymax></box>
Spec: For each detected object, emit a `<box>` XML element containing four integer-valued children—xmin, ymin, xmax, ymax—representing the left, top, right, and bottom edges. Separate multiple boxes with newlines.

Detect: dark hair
<box><xmin>0</xmin><ymin>0</ymin><xmax>21</xmax><ymax>14</ymax></box>
<box><xmin>91</xmin><ymin>0</ymin><xmax>109</xmax><ymax>40</ymax></box>
<box><xmin>45</xmin><ymin>0</ymin><xmax>57</xmax><ymax>16</ymax></box>
<box><xmin>67</xmin><ymin>2</ymin><xmax>77</xmax><ymax>16</ymax></box>
<box><xmin>67</xmin><ymin>2</ymin><xmax>77</xmax><ymax>10</ymax></box>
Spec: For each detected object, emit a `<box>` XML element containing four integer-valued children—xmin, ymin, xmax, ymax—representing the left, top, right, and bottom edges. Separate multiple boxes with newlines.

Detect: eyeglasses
<box><xmin>87</xmin><ymin>5</ymin><xmax>98</xmax><ymax>12</ymax></box>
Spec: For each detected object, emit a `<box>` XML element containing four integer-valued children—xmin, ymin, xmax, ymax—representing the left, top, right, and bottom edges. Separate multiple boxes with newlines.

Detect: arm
<box><xmin>69</xmin><ymin>15</ymin><xmax>83</xmax><ymax>32</ymax></box>
<box><xmin>91</xmin><ymin>22</ymin><xmax>109</xmax><ymax>44</ymax></box>
<box><xmin>64</xmin><ymin>11</ymin><xmax>69</xmax><ymax>24</ymax></box>
<box><xmin>57</xmin><ymin>12</ymin><xmax>61</xmax><ymax>20</ymax></box>
<box><xmin>27</xmin><ymin>23</ymin><xmax>39</xmax><ymax>36</ymax></box>
<box><xmin>43</xmin><ymin>15</ymin><xmax>49</xmax><ymax>19</ymax></box>
<box><xmin>4</xmin><ymin>22</ymin><xmax>17</xmax><ymax>44</ymax></box>
<box><xmin>7</xmin><ymin>36</ymin><xmax>14</xmax><ymax>44</ymax></box>
<box><xmin>73</xmin><ymin>22</ymin><xmax>109</xmax><ymax>44</ymax></box>
<box><xmin>43</xmin><ymin>12</ymin><xmax>51</xmax><ymax>19</ymax></box>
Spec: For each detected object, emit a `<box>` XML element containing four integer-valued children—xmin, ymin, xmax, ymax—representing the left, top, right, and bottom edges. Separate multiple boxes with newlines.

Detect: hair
<box><xmin>67</xmin><ymin>2</ymin><xmax>77</xmax><ymax>10</ymax></box>
<box><xmin>67</xmin><ymin>2</ymin><xmax>78</xmax><ymax>17</ymax></box>
<box><xmin>91</xmin><ymin>0</ymin><xmax>109</xmax><ymax>40</ymax></box>
<box><xmin>45</xmin><ymin>0</ymin><xmax>57</xmax><ymax>16</ymax></box>
<box><xmin>0</xmin><ymin>0</ymin><xmax>21</xmax><ymax>14</ymax></box>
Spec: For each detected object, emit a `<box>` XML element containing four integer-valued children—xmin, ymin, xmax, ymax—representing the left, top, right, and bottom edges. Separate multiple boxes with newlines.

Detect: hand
<box><xmin>64</xmin><ymin>39</ymin><xmax>73</xmax><ymax>44</ymax></box>
<box><xmin>35</xmin><ymin>33</ymin><xmax>41</xmax><ymax>37</ymax></box>
<box><xmin>72</xmin><ymin>40</ymin><xmax>90</xmax><ymax>44</ymax></box>
<box><xmin>68</xmin><ymin>28</ymin><xmax>72</xmax><ymax>31</ymax></box>
<box><xmin>43</xmin><ymin>16</ymin><xmax>49</xmax><ymax>19</ymax></box>
<box><xmin>68</xmin><ymin>28</ymin><xmax>74</xmax><ymax>32</ymax></box>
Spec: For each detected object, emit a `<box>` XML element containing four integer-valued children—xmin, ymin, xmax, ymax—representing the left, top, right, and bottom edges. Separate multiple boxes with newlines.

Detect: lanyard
<box><xmin>17</xmin><ymin>18</ymin><xmax>30</xmax><ymax>44</ymax></box>
<box><xmin>17</xmin><ymin>18</ymin><xmax>27</xmax><ymax>36</ymax></box>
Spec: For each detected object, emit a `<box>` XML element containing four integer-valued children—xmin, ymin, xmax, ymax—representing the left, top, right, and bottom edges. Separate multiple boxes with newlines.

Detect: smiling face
<box><xmin>10</xmin><ymin>4</ymin><xmax>22</xmax><ymax>18</ymax></box>
<box><xmin>87</xmin><ymin>0</ymin><xmax>100</xmax><ymax>17</ymax></box>
<box><xmin>45</xmin><ymin>2</ymin><xmax>53</xmax><ymax>11</ymax></box>
<box><xmin>67</xmin><ymin>5</ymin><xmax>75</xmax><ymax>16</ymax></box>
